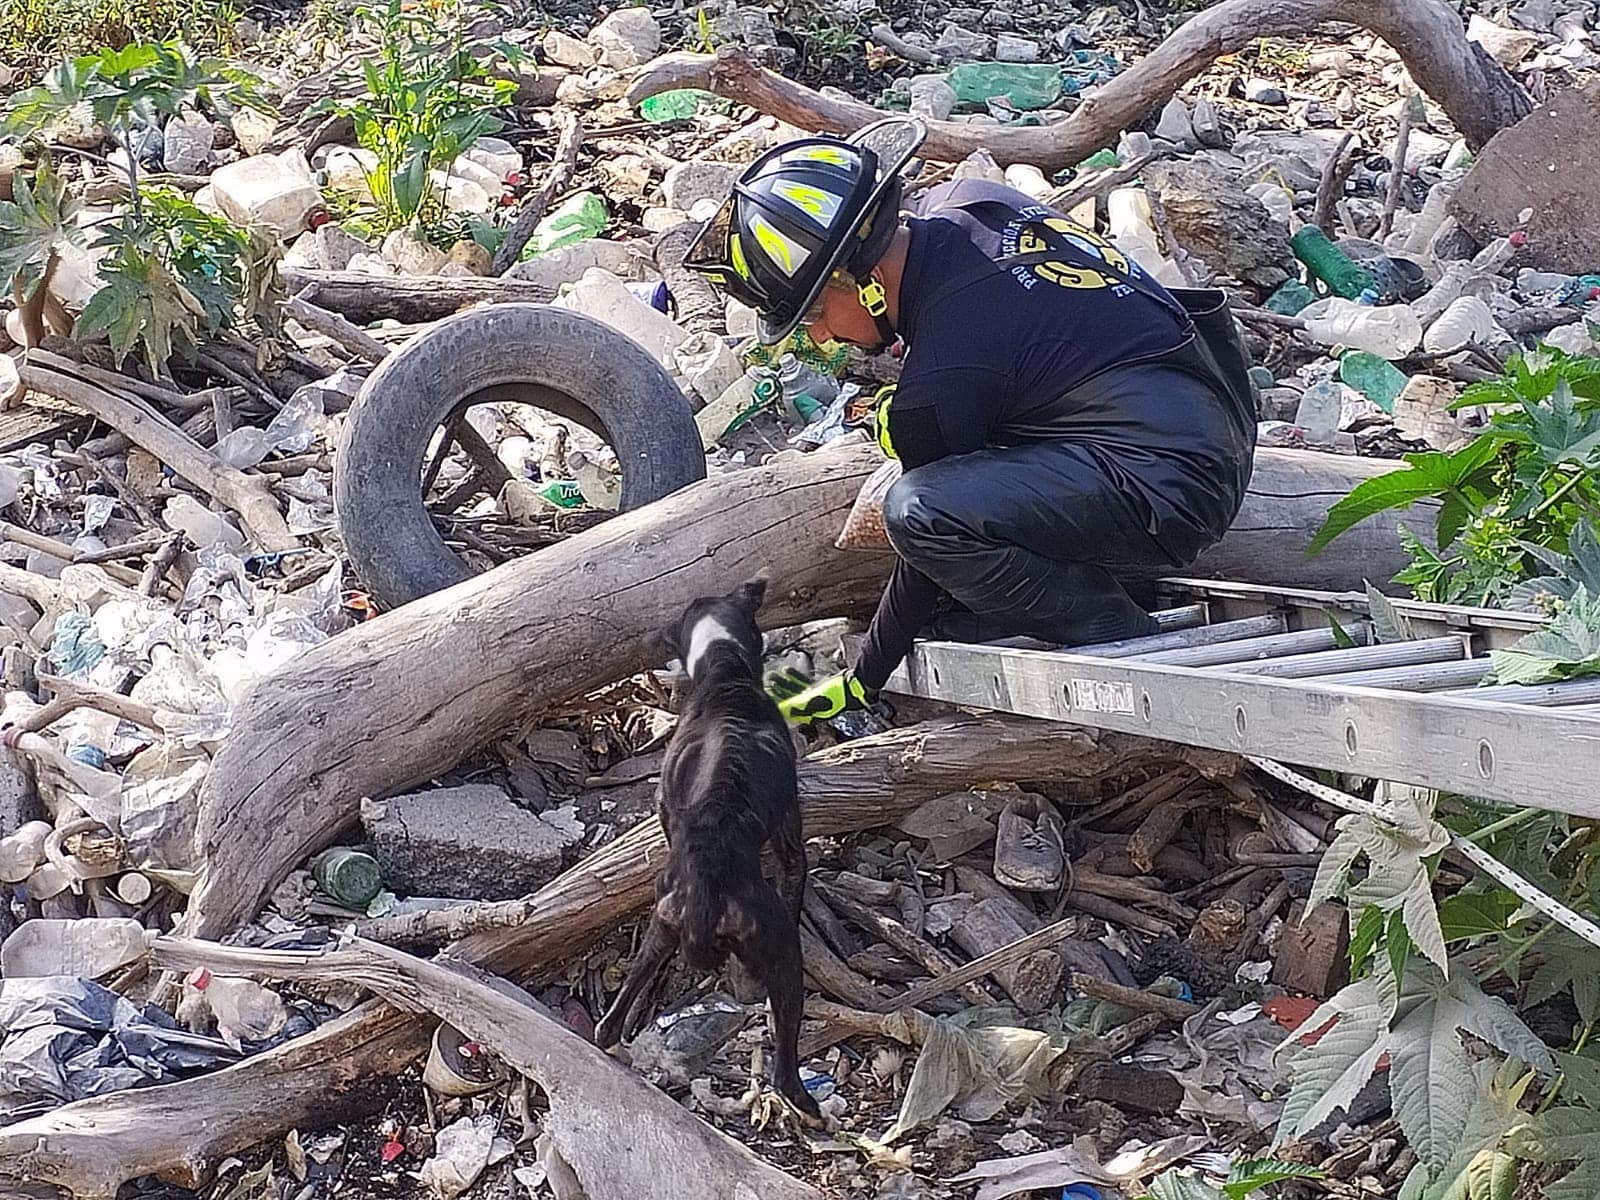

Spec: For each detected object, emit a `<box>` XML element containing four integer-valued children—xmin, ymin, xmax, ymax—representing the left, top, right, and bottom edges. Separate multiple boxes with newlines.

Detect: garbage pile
<box><xmin>0</xmin><ymin>0</ymin><xmax>1596</xmax><ymax>1196</ymax></box>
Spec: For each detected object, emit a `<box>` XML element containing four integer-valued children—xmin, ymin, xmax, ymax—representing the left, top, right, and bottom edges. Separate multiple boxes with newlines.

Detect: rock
<box><xmin>1271</xmin><ymin>900</ymin><xmax>1350</xmax><ymax>997</ymax></box>
<box><xmin>1153</xmin><ymin>97</ymin><xmax>1195</xmax><ymax>146</ymax></box>
<box><xmin>588</xmin><ymin>7</ymin><xmax>661</xmax><ymax>69</ymax></box>
<box><xmin>381</xmin><ymin>229</ymin><xmax>448</xmax><ymax>275</ymax></box>
<box><xmin>362</xmin><ymin>784</ymin><xmax>583</xmax><ymax>900</ymax></box>
<box><xmin>1191</xmin><ymin>98</ymin><xmax>1227</xmax><ymax>148</ymax></box>
<box><xmin>642</xmin><ymin>206</ymin><xmax>690</xmax><ymax>232</ymax></box>
<box><xmin>932</xmin><ymin>23</ymin><xmax>992</xmax><ymax>62</ymax></box>
<box><xmin>908</xmin><ymin>75</ymin><xmax>958</xmax><ymax>122</ymax></box>
<box><xmin>1451</xmin><ymin>82</ymin><xmax>1600</xmax><ymax>275</ymax></box>
<box><xmin>1245</xmin><ymin>78</ymin><xmax>1288</xmax><ymax>106</ymax></box>
<box><xmin>1467</xmin><ymin>13</ymin><xmax>1542</xmax><ymax>66</ymax></box>
<box><xmin>542</xmin><ymin>29</ymin><xmax>596</xmax><ymax>68</ymax></box>
<box><xmin>314</xmin><ymin>222</ymin><xmax>373</xmax><ymax>272</ymax></box>
<box><xmin>445</xmin><ymin>238</ymin><xmax>493</xmax><ymax>276</ymax></box>
<box><xmin>50</xmin><ymin>102</ymin><xmax>107</xmax><ymax>150</ymax></box>
<box><xmin>1392</xmin><ymin>375</ymin><xmax>1468</xmax><ymax>449</ymax></box>
<box><xmin>1146</xmin><ymin>158</ymin><xmax>1294</xmax><ymax>290</ymax></box>
<box><xmin>995</xmin><ymin>33</ymin><xmax>1041</xmax><ymax>62</ymax></box>
<box><xmin>1258</xmin><ymin>386</ymin><xmax>1301</xmax><ymax>423</ymax></box>
<box><xmin>504</xmin><ymin>237</ymin><xmax>656</xmax><ymax>289</ymax></box>
<box><xmin>162</xmin><ymin>109</ymin><xmax>215</xmax><ymax>175</ymax></box>
<box><xmin>662</xmin><ymin>160</ymin><xmax>740</xmax><ymax>213</ymax></box>
<box><xmin>1077</xmin><ymin>1061</ymin><xmax>1185</xmax><ymax>1116</ymax></box>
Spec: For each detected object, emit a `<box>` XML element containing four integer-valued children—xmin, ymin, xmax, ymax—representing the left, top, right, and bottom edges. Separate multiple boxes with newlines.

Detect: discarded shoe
<box><xmin>993</xmin><ymin>792</ymin><xmax>1066</xmax><ymax>891</ymax></box>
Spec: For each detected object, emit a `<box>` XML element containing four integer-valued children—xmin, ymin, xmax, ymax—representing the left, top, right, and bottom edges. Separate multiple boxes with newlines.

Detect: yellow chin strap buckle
<box><xmin>857</xmin><ymin>277</ymin><xmax>889</xmax><ymax>317</ymax></box>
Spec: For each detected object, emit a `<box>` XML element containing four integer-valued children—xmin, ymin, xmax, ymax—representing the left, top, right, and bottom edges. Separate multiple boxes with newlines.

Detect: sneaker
<box><xmin>993</xmin><ymin>793</ymin><xmax>1067</xmax><ymax>891</ymax></box>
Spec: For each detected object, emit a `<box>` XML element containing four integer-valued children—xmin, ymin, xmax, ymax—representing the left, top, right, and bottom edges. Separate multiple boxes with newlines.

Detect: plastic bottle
<box><xmin>462</xmin><ymin>136</ymin><xmax>521</xmax><ymax>182</ymax></box>
<box><xmin>210</xmin><ymin>150</ymin><xmax>323</xmax><ymax>239</ymax></box>
<box><xmin>1338</xmin><ymin>351</ymin><xmax>1409</xmax><ymax>413</ymax></box>
<box><xmin>777</xmin><ymin>353</ymin><xmax>839</xmax><ymax>414</ymax></box>
<box><xmin>163</xmin><ymin>493</ymin><xmax>247</xmax><ymax>552</ymax></box>
<box><xmin>0</xmin><ymin>820</ymin><xmax>52</xmax><ymax>883</ymax></box>
<box><xmin>1247</xmin><ymin>181</ymin><xmax>1294</xmax><ymax>228</ymax></box>
<box><xmin>569</xmin><ymin>450</ymin><xmax>621</xmax><ymax>510</ymax></box>
<box><xmin>537</xmin><ymin>479</ymin><xmax>585</xmax><ymax>508</ymax></box>
<box><xmin>554</xmin><ymin>268</ymin><xmax>687</xmax><ymax>372</ymax></box>
<box><xmin>1293</xmin><ymin>380</ymin><xmax>1347</xmax><ymax>441</ymax></box>
<box><xmin>1401</xmin><ymin>182</ymin><xmax>1456</xmax><ymax>255</ymax></box>
<box><xmin>1423</xmin><ymin>296</ymin><xmax>1502</xmax><ymax>354</ymax></box>
<box><xmin>1471</xmin><ymin>236</ymin><xmax>1518</xmax><ymax>274</ymax></box>
<box><xmin>1291</xmin><ymin>226</ymin><xmax>1378</xmax><ymax>300</ymax></box>
<box><xmin>1302</xmin><ymin>298</ymin><xmax>1423</xmax><ymax>358</ymax></box>
<box><xmin>1265</xmin><ymin>279</ymin><xmax>1317</xmax><ymax>316</ymax></box>
<box><xmin>184</xmin><ymin>967</ymin><xmax>289</xmax><ymax>1050</ymax></box>
<box><xmin>312</xmin><ymin>847</ymin><xmax>383</xmax><ymax>908</ymax></box>
<box><xmin>639</xmin><ymin>88</ymin><xmax>711</xmax><ymax>122</ymax></box>
<box><xmin>1003</xmin><ymin>162</ymin><xmax>1052</xmax><ymax>200</ymax></box>
<box><xmin>946</xmin><ymin>63</ymin><xmax>1063</xmax><ymax>110</ymax></box>
<box><xmin>0</xmin><ymin>916</ymin><xmax>151</xmax><ymax>978</ymax></box>
<box><xmin>521</xmin><ymin>192</ymin><xmax>609</xmax><ymax>259</ymax></box>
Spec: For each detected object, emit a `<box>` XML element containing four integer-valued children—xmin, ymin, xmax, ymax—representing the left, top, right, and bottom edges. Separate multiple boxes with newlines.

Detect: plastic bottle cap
<box><xmin>189</xmin><ymin>966</ymin><xmax>214</xmax><ymax>990</ymax></box>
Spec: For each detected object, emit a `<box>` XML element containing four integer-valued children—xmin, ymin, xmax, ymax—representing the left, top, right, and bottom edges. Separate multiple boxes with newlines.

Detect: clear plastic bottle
<box><xmin>777</xmin><ymin>353</ymin><xmax>838</xmax><ymax>414</ymax></box>
<box><xmin>1302</xmin><ymin>298</ymin><xmax>1423</xmax><ymax>359</ymax></box>
<box><xmin>1423</xmin><ymin>296</ymin><xmax>1502</xmax><ymax>354</ymax></box>
<box><xmin>0</xmin><ymin>819</ymin><xmax>51</xmax><ymax>883</ymax></box>
<box><xmin>210</xmin><ymin>150</ymin><xmax>323</xmax><ymax>239</ymax></box>
<box><xmin>184</xmin><ymin>966</ymin><xmax>289</xmax><ymax>1050</ymax></box>
<box><xmin>0</xmin><ymin>916</ymin><xmax>150</xmax><ymax>978</ymax></box>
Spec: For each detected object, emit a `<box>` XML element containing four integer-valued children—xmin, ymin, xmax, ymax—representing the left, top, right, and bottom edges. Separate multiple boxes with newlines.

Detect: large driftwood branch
<box><xmin>150</xmin><ymin>936</ymin><xmax>824</xmax><ymax>1200</ymax></box>
<box><xmin>282</xmin><ymin>267</ymin><xmax>557</xmax><ymax>324</ymax></box>
<box><xmin>627</xmin><ymin>0</ymin><xmax>1529</xmax><ymax>169</ymax></box>
<box><xmin>0</xmin><ymin>711</ymin><xmax>1214</xmax><ymax>1197</ymax></box>
<box><xmin>182</xmin><ymin>441</ymin><xmax>1433</xmax><ymax>940</ymax></box>
<box><xmin>18</xmin><ymin>358</ymin><xmax>295</xmax><ymax>551</ymax></box>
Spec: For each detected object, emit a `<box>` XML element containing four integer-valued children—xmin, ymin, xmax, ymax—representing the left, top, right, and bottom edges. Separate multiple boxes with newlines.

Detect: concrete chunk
<box><xmin>362</xmin><ymin>784</ymin><xmax>584</xmax><ymax>900</ymax></box>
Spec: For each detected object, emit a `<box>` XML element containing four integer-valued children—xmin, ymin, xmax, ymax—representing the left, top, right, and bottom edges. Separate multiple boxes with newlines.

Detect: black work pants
<box><xmin>853</xmin><ymin>361</ymin><xmax>1250</xmax><ymax>692</ymax></box>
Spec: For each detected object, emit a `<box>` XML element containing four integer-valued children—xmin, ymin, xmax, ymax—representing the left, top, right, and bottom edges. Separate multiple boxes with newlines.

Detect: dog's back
<box><xmin>658</xmin><ymin>591</ymin><xmax>797</xmax><ymax>971</ymax></box>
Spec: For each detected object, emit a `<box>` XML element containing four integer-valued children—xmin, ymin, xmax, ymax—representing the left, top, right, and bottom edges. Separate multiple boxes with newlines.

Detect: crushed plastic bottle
<box><xmin>554</xmin><ymin>268</ymin><xmax>688</xmax><ymax>372</ymax></box>
<box><xmin>569</xmin><ymin>449</ymin><xmax>621</xmax><ymax>510</ymax></box>
<box><xmin>1291</xmin><ymin>225</ymin><xmax>1377</xmax><ymax>300</ymax></box>
<box><xmin>777</xmin><ymin>353</ymin><xmax>839</xmax><ymax>415</ymax></box>
<box><xmin>183</xmin><ymin>967</ymin><xmax>289</xmax><ymax>1051</ymax></box>
<box><xmin>1301</xmin><ymin>298</ymin><xmax>1422</xmax><ymax>359</ymax></box>
<box><xmin>210</xmin><ymin>150</ymin><xmax>323</xmax><ymax>240</ymax></box>
<box><xmin>462</xmin><ymin>136</ymin><xmax>521</xmax><ymax>182</ymax></box>
<box><xmin>163</xmin><ymin>493</ymin><xmax>247</xmax><ymax>552</ymax></box>
<box><xmin>538</xmin><ymin>479</ymin><xmax>585</xmax><ymax>508</ymax></box>
<box><xmin>1423</xmin><ymin>295</ymin><xmax>1502</xmax><ymax>354</ymax></box>
<box><xmin>1</xmin><ymin>916</ymin><xmax>151</xmax><ymax>978</ymax></box>
<box><xmin>1338</xmin><ymin>351</ymin><xmax>1409</xmax><ymax>413</ymax></box>
<box><xmin>1293</xmin><ymin>380</ymin><xmax>1346</xmax><ymax>442</ymax></box>
<box><xmin>521</xmin><ymin>192</ymin><xmax>609</xmax><ymax>259</ymax></box>
<box><xmin>946</xmin><ymin>63</ymin><xmax>1063</xmax><ymax>110</ymax></box>
<box><xmin>0</xmin><ymin>820</ymin><xmax>52</xmax><ymax>883</ymax></box>
<box><xmin>1265</xmin><ymin>279</ymin><xmax>1317</xmax><ymax>316</ymax></box>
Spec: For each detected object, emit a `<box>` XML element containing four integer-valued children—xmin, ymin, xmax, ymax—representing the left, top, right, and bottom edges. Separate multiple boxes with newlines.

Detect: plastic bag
<box><xmin>835</xmin><ymin>459</ymin><xmax>902</xmax><ymax>551</ymax></box>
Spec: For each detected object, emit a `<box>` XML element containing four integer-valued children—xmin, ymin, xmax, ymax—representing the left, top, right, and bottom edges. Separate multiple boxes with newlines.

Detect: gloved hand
<box><xmin>771</xmin><ymin>670</ymin><xmax>875</xmax><ymax>728</ymax></box>
<box><xmin>872</xmin><ymin>385</ymin><xmax>898</xmax><ymax>460</ymax></box>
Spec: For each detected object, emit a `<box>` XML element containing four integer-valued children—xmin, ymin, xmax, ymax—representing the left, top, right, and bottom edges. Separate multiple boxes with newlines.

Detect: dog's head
<box><xmin>650</xmin><ymin>575</ymin><xmax>768</xmax><ymax>679</ymax></box>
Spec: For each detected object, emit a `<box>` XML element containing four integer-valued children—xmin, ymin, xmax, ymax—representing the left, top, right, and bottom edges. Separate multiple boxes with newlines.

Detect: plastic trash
<box><xmin>162</xmin><ymin>109</ymin><xmax>215</xmax><ymax>175</ymax></box>
<box><xmin>778</xmin><ymin>353</ymin><xmax>839</xmax><ymax>414</ymax></box>
<box><xmin>695</xmin><ymin>374</ymin><xmax>761</xmax><ymax>448</ymax></box>
<box><xmin>947</xmin><ymin>63</ymin><xmax>1062</xmax><ymax>110</ymax></box>
<box><xmin>1302</xmin><ymin>298</ymin><xmax>1422</xmax><ymax>358</ymax></box>
<box><xmin>1265</xmin><ymin>279</ymin><xmax>1316</xmax><ymax>316</ymax></box>
<box><xmin>163</xmin><ymin>493</ymin><xmax>247</xmax><ymax>552</ymax></box>
<box><xmin>1339</xmin><ymin>351</ymin><xmax>1409</xmax><ymax>413</ymax></box>
<box><xmin>0</xmin><ymin>917</ymin><xmax>151</xmax><ymax>978</ymax></box>
<box><xmin>1003</xmin><ymin>162</ymin><xmax>1052</xmax><ymax>200</ymax></box>
<box><xmin>1423</xmin><ymin>295</ymin><xmax>1502</xmax><ymax>354</ymax></box>
<box><xmin>0</xmin><ymin>821</ymin><xmax>52</xmax><ymax>883</ymax></box>
<box><xmin>521</xmin><ymin>191</ymin><xmax>609</xmax><ymax>259</ymax></box>
<box><xmin>183</xmin><ymin>967</ymin><xmax>289</xmax><ymax>1051</ymax></box>
<box><xmin>312</xmin><ymin>847</ymin><xmax>383</xmax><ymax>907</ymax></box>
<box><xmin>790</xmin><ymin>388</ymin><xmax>855</xmax><ymax>450</ymax></box>
<box><xmin>1246</xmin><ymin>181</ymin><xmax>1293</xmax><ymax>228</ymax></box>
<box><xmin>639</xmin><ymin>88</ymin><xmax>715</xmax><ymax>122</ymax></box>
<box><xmin>424</xmin><ymin>1022</ymin><xmax>505</xmax><ymax>1097</ymax></box>
<box><xmin>553</xmin><ymin>268</ymin><xmax>687</xmax><ymax>372</ymax></box>
<box><xmin>1359</xmin><ymin>254</ymin><xmax>1429</xmax><ymax>303</ymax></box>
<box><xmin>1107</xmin><ymin>187</ymin><xmax>1184</xmax><ymax>287</ymax></box>
<box><xmin>419</xmin><ymin>1113</ymin><xmax>503</xmax><ymax>1200</ymax></box>
<box><xmin>210</xmin><ymin>150</ymin><xmax>324</xmax><ymax>240</ymax></box>
<box><xmin>1291</xmin><ymin>225</ymin><xmax>1377</xmax><ymax>300</ymax></box>
<box><xmin>462</xmin><ymin>136</ymin><xmax>521</xmax><ymax>182</ymax></box>
<box><xmin>625</xmin><ymin>279</ymin><xmax>672</xmax><ymax>313</ymax></box>
<box><xmin>627</xmin><ymin>994</ymin><xmax>750</xmax><ymax>1083</ymax></box>
<box><xmin>538</xmin><ymin>479</ymin><xmax>585</xmax><ymax>508</ymax></box>
<box><xmin>1293</xmin><ymin>380</ymin><xmax>1346</xmax><ymax>441</ymax></box>
<box><xmin>568</xmin><ymin>449</ymin><xmax>620</xmax><ymax>510</ymax></box>
<box><xmin>1557</xmin><ymin>274</ymin><xmax>1600</xmax><ymax>305</ymax></box>
<box><xmin>48</xmin><ymin>610</ymin><xmax>104</xmax><ymax>677</ymax></box>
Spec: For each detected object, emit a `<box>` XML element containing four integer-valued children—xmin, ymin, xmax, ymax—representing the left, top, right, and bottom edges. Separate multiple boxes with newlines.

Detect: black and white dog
<box><xmin>593</xmin><ymin>577</ymin><xmax>819</xmax><ymax>1120</ymax></box>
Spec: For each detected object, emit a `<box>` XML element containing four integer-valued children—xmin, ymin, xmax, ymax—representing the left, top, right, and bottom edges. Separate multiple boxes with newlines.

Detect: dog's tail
<box><xmin>680</xmin><ymin>883</ymin><xmax>727</xmax><ymax>974</ymax></box>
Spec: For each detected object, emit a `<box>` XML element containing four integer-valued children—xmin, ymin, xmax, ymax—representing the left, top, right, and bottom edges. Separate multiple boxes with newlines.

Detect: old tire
<box><xmin>335</xmin><ymin>303</ymin><xmax>706</xmax><ymax>610</ymax></box>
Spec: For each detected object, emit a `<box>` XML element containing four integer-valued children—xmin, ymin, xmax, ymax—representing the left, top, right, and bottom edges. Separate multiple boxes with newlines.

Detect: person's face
<box><xmin>804</xmin><ymin>281</ymin><xmax>884</xmax><ymax>350</ymax></box>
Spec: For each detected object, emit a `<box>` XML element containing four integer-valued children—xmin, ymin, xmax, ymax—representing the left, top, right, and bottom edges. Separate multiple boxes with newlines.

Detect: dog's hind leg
<box><xmin>738</xmin><ymin>884</ymin><xmax>821</xmax><ymax>1120</ymax></box>
<box><xmin>594</xmin><ymin>913</ymin><xmax>679</xmax><ymax>1049</ymax></box>
<box><xmin>772</xmin><ymin>801</ymin><xmax>807</xmax><ymax>929</ymax></box>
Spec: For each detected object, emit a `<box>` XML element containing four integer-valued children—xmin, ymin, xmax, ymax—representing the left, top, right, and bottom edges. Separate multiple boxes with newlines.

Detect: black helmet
<box><xmin>684</xmin><ymin>117</ymin><xmax>927</xmax><ymax>344</ymax></box>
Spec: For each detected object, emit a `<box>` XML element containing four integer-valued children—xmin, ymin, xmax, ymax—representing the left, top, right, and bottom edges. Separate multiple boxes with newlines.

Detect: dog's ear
<box><xmin>644</xmin><ymin>625</ymin><xmax>678</xmax><ymax>663</ymax></box>
<box><xmin>736</xmin><ymin>574</ymin><xmax>769</xmax><ymax>614</ymax></box>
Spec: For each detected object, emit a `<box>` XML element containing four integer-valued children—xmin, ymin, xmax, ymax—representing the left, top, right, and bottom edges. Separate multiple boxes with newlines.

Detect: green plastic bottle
<box><xmin>1338</xmin><ymin>351</ymin><xmax>1409</xmax><ymax>414</ymax></box>
<box><xmin>639</xmin><ymin>89</ymin><xmax>715</xmax><ymax>122</ymax></box>
<box><xmin>538</xmin><ymin>479</ymin><xmax>586</xmax><ymax>508</ymax></box>
<box><xmin>1291</xmin><ymin>226</ymin><xmax>1377</xmax><ymax>300</ymax></box>
<box><xmin>946</xmin><ymin>63</ymin><xmax>1063</xmax><ymax>111</ymax></box>
<box><xmin>312</xmin><ymin>847</ymin><xmax>383</xmax><ymax>908</ymax></box>
<box><xmin>1265</xmin><ymin>279</ymin><xmax>1317</xmax><ymax>316</ymax></box>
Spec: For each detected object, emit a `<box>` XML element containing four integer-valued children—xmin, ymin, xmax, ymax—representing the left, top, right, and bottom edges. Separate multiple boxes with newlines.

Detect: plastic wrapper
<box><xmin>835</xmin><ymin>458</ymin><xmax>902</xmax><ymax>551</ymax></box>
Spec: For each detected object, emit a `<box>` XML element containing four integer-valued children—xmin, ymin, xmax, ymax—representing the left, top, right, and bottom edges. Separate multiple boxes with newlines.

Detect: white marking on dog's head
<box><xmin>684</xmin><ymin>614</ymin><xmax>737</xmax><ymax>677</ymax></box>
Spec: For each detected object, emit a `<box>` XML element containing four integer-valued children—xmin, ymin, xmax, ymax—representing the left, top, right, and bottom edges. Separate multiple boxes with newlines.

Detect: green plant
<box><xmin>319</xmin><ymin>0</ymin><xmax>517</xmax><ymax>234</ymax></box>
<box><xmin>0</xmin><ymin>45</ymin><xmax>275</xmax><ymax>372</ymax></box>
<box><xmin>0</xmin><ymin>0</ymin><xmax>241</xmax><ymax>75</ymax></box>
<box><xmin>1137</xmin><ymin>1159</ymin><xmax>1323</xmax><ymax>1200</ymax></box>
<box><xmin>1311</xmin><ymin>348</ymin><xmax>1600</xmax><ymax>607</ymax></box>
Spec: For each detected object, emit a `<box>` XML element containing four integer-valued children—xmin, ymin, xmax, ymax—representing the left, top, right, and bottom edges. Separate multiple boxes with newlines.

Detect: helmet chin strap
<box><xmin>855</xmin><ymin>274</ymin><xmax>899</xmax><ymax>351</ymax></box>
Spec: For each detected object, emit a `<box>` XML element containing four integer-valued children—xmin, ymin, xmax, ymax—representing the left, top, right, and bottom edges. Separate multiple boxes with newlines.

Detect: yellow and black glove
<box><xmin>872</xmin><ymin>385</ymin><xmax>898</xmax><ymax>460</ymax></box>
<box><xmin>770</xmin><ymin>670</ymin><xmax>875</xmax><ymax>728</ymax></box>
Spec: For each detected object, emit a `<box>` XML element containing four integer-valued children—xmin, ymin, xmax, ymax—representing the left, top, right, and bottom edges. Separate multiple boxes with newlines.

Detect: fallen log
<box><xmin>183</xmin><ymin>441</ymin><xmax>1434</xmax><ymax>940</ymax></box>
<box><xmin>0</xmin><ymin>712</ymin><xmax>1227</xmax><ymax>1197</ymax></box>
<box><xmin>626</xmin><ymin>0</ymin><xmax>1528</xmax><ymax>169</ymax></box>
<box><xmin>150</xmin><ymin>936</ymin><xmax>823</xmax><ymax>1200</ymax></box>
<box><xmin>282</xmin><ymin>266</ymin><xmax>558</xmax><ymax>324</ymax></box>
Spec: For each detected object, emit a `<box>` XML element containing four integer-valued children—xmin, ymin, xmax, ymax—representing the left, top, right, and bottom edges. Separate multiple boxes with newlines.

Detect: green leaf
<box><xmin>1488</xmin><ymin>585</ymin><xmax>1600</xmax><ymax>685</ymax></box>
<box><xmin>1311</xmin><ymin>469</ymin><xmax>1458</xmax><ymax>557</ymax></box>
<box><xmin>1399</xmin><ymin>1060</ymin><xmax>1534</xmax><ymax>1200</ymax></box>
<box><xmin>1144</xmin><ymin>1169</ymin><xmax>1222</xmax><ymax>1200</ymax></box>
<box><xmin>1552</xmin><ymin>1050</ymin><xmax>1600</xmax><ymax>1110</ymax></box>
<box><xmin>1276</xmin><ymin>978</ymin><xmax>1390</xmax><ymax>1139</ymax></box>
<box><xmin>1222</xmin><ymin>1159</ymin><xmax>1323</xmax><ymax>1198</ymax></box>
<box><xmin>1457</xmin><ymin>1150</ymin><xmax>1516</xmax><ymax>1200</ymax></box>
<box><xmin>1388</xmin><ymin>909</ymin><xmax>1414</xmax><ymax>990</ymax></box>
<box><xmin>1545</xmin><ymin>1159</ymin><xmax>1600</xmax><ymax>1200</ymax></box>
<box><xmin>1367</xmin><ymin>583</ymin><xmax>1415</xmax><ymax>643</ymax></box>
<box><xmin>1438</xmin><ymin>891</ymin><xmax>1519</xmax><ymax>942</ymax></box>
<box><xmin>1506</xmin><ymin>1104</ymin><xmax>1600</xmax><ymax>1163</ymax></box>
<box><xmin>75</xmin><ymin>244</ymin><xmax>206</xmax><ymax>374</ymax></box>
<box><xmin>1522</xmin><ymin>930</ymin><xmax>1600</xmax><ymax>1026</ymax></box>
<box><xmin>1349</xmin><ymin>903</ymin><xmax>1386</xmax><ymax>975</ymax></box>
<box><xmin>0</xmin><ymin>163</ymin><xmax>84</xmax><ymax>298</ymax></box>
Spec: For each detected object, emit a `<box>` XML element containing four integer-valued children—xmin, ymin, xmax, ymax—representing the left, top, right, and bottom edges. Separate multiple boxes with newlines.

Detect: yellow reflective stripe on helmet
<box><xmin>729</xmin><ymin>232</ymin><xmax>750</xmax><ymax>280</ymax></box>
<box><xmin>750</xmin><ymin>213</ymin><xmax>810</xmax><ymax>277</ymax></box>
<box><xmin>771</xmin><ymin>180</ymin><xmax>843</xmax><ymax>227</ymax></box>
<box><xmin>782</xmin><ymin>145</ymin><xmax>853</xmax><ymax>168</ymax></box>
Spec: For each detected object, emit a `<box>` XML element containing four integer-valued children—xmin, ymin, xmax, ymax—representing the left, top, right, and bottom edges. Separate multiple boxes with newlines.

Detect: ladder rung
<box><xmin>986</xmin><ymin>603</ymin><xmax>1211</xmax><ymax>653</ymax></box>
<box><xmin>1445</xmin><ymin>678</ymin><xmax>1600</xmax><ymax>707</ymax></box>
<box><xmin>1137</xmin><ymin>623</ymin><xmax>1365</xmax><ymax>667</ymax></box>
<box><xmin>1215</xmin><ymin>636</ymin><xmax>1467</xmax><ymax>678</ymax></box>
<box><xmin>1333</xmin><ymin>658</ymin><xmax>1492</xmax><ymax>691</ymax></box>
<box><xmin>1070</xmin><ymin>613</ymin><xmax>1286</xmax><ymax>659</ymax></box>
<box><xmin>1152</xmin><ymin>603</ymin><xmax>1208</xmax><ymax>631</ymax></box>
